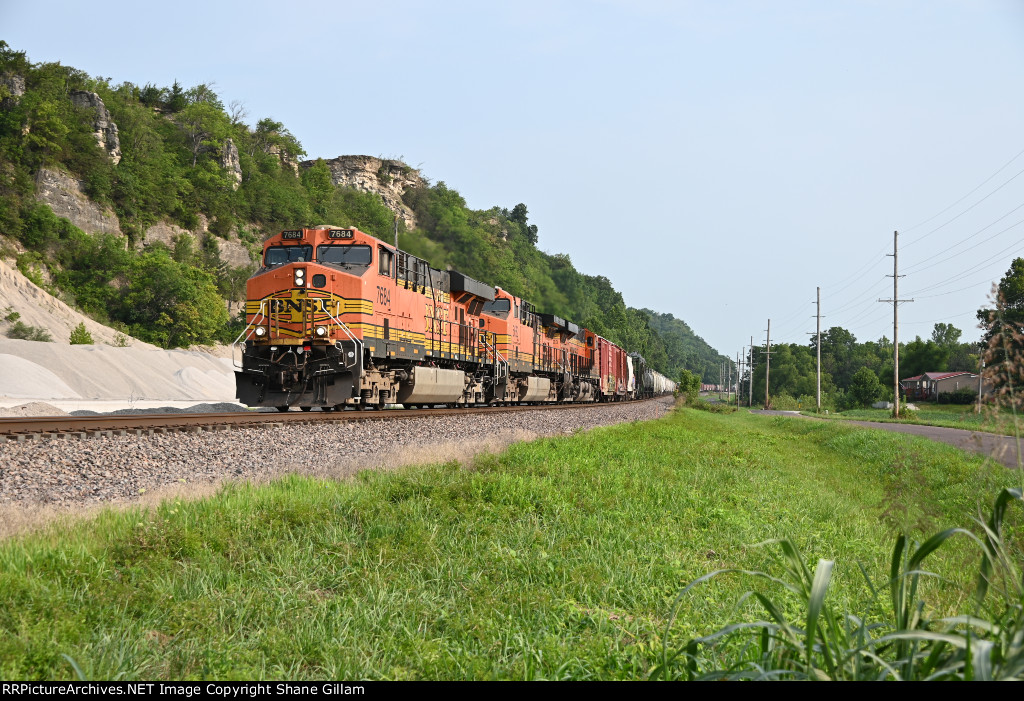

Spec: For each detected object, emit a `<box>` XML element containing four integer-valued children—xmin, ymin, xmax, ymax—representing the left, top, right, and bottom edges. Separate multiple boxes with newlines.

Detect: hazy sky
<box><xmin>5</xmin><ymin>0</ymin><xmax>1024</xmax><ymax>357</ymax></box>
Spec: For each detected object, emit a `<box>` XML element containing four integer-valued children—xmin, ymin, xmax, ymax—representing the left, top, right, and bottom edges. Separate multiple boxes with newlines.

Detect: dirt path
<box><xmin>751</xmin><ymin>410</ymin><xmax>1022</xmax><ymax>469</ymax></box>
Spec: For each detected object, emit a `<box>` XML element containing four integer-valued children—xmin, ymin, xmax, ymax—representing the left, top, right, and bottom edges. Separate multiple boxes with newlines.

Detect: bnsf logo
<box><xmin>271</xmin><ymin>298</ymin><xmax>334</xmax><ymax>314</ymax></box>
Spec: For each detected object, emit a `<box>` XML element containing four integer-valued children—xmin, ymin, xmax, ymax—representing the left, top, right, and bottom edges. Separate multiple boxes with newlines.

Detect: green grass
<box><xmin>802</xmin><ymin>403</ymin><xmax>1019</xmax><ymax>436</ymax></box>
<box><xmin>0</xmin><ymin>409</ymin><xmax>1019</xmax><ymax>680</ymax></box>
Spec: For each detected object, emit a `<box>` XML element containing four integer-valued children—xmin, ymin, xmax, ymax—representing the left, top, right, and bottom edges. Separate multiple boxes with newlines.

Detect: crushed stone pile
<box><xmin>70</xmin><ymin>402</ymin><xmax>249</xmax><ymax>416</ymax></box>
<box><xmin>0</xmin><ymin>402</ymin><xmax>68</xmax><ymax>417</ymax></box>
<box><xmin>0</xmin><ymin>338</ymin><xmax>236</xmax><ymax>402</ymax></box>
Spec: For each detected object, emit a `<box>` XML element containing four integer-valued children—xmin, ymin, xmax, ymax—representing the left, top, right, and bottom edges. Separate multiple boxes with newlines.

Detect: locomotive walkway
<box><xmin>752</xmin><ymin>409</ymin><xmax>1021</xmax><ymax>469</ymax></box>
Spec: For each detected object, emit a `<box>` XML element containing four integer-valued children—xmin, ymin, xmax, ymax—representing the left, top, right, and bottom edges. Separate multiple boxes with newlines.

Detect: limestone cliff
<box><xmin>69</xmin><ymin>90</ymin><xmax>121</xmax><ymax>165</ymax></box>
<box><xmin>219</xmin><ymin>138</ymin><xmax>242</xmax><ymax>190</ymax></box>
<box><xmin>300</xmin><ymin>156</ymin><xmax>425</xmax><ymax>229</ymax></box>
<box><xmin>141</xmin><ymin>215</ymin><xmax>254</xmax><ymax>269</ymax></box>
<box><xmin>34</xmin><ymin>167</ymin><xmax>123</xmax><ymax>237</ymax></box>
<box><xmin>0</xmin><ymin>72</ymin><xmax>25</xmax><ymax>107</ymax></box>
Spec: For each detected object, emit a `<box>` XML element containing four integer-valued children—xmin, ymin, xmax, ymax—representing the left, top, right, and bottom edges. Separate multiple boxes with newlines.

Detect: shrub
<box><xmin>6</xmin><ymin>320</ymin><xmax>53</xmax><ymax>342</ymax></box>
<box><xmin>938</xmin><ymin>388</ymin><xmax>979</xmax><ymax>405</ymax></box>
<box><xmin>677</xmin><ymin>369</ymin><xmax>701</xmax><ymax>405</ymax></box>
<box><xmin>69</xmin><ymin>322</ymin><xmax>93</xmax><ymax>345</ymax></box>
<box><xmin>848</xmin><ymin>367</ymin><xmax>884</xmax><ymax>408</ymax></box>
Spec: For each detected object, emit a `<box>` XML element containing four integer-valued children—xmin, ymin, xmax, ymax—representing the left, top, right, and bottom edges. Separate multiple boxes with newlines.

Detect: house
<box><xmin>900</xmin><ymin>371</ymin><xmax>991</xmax><ymax>401</ymax></box>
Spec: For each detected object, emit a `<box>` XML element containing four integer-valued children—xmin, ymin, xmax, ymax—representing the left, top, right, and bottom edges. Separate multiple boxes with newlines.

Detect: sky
<box><xmin>4</xmin><ymin>0</ymin><xmax>1024</xmax><ymax>358</ymax></box>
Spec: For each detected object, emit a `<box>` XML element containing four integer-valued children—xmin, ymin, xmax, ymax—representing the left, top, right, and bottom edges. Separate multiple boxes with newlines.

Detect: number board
<box><xmin>328</xmin><ymin>229</ymin><xmax>354</xmax><ymax>239</ymax></box>
<box><xmin>281</xmin><ymin>230</ymin><xmax>304</xmax><ymax>240</ymax></box>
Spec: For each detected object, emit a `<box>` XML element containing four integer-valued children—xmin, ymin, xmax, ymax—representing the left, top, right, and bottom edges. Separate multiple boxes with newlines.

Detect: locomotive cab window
<box><xmin>482</xmin><ymin>298</ymin><xmax>511</xmax><ymax>319</ymax></box>
<box><xmin>316</xmin><ymin>244</ymin><xmax>372</xmax><ymax>268</ymax></box>
<box><xmin>378</xmin><ymin>247</ymin><xmax>393</xmax><ymax>277</ymax></box>
<box><xmin>265</xmin><ymin>245</ymin><xmax>313</xmax><ymax>267</ymax></box>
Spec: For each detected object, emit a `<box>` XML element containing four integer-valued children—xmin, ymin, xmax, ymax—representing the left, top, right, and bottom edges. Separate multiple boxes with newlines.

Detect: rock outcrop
<box><xmin>141</xmin><ymin>219</ymin><xmax>253</xmax><ymax>269</ymax></box>
<box><xmin>69</xmin><ymin>90</ymin><xmax>121</xmax><ymax>165</ymax></box>
<box><xmin>217</xmin><ymin>237</ymin><xmax>254</xmax><ymax>268</ymax></box>
<box><xmin>219</xmin><ymin>138</ymin><xmax>242</xmax><ymax>190</ymax></box>
<box><xmin>0</xmin><ymin>72</ymin><xmax>25</xmax><ymax>107</ymax></box>
<box><xmin>140</xmin><ymin>220</ymin><xmax>190</xmax><ymax>250</ymax></box>
<box><xmin>35</xmin><ymin>167</ymin><xmax>123</xmax><ymax>237</ymax></box>
<box><xmin>301</xmin><ymin>156</ymin><xmax>425</xmax><ymax>229</ymax></box>
<box><xmin>269</xmin><ymin>144</ymin><xmax>299</xmax><ymax>175</ymax></box>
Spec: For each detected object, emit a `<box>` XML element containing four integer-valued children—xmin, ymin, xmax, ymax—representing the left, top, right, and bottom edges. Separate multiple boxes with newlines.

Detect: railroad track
<box><xmin>0</xmin><ymin>400</ymin><xmax>656</xmax><ymax>442</ymax></box>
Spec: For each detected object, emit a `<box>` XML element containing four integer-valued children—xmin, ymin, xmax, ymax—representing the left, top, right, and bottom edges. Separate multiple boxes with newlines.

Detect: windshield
<box><xmin>482</xmin><ymin>298</ymin><xmax>511</xmax><ymax>318</ymax></box>
<box><xmin>317</xmin><ymin>244</ymin><xmax>372</xmax><ymax>267</ymax></box>
<box><xmin>265</xmin><ymin>245</ymin><xmax>313</xmax><ymax>266</ymax></box>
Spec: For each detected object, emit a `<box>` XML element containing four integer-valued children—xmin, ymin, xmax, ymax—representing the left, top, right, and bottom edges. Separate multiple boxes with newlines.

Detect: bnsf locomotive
<box><xmin>234</xmin><ymin>226</ymin><xmax>675</xmax><ymax>411</ymax></box>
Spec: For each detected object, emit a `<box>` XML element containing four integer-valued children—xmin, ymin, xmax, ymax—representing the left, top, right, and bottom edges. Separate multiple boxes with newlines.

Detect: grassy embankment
<box><xmin>803</xmin><ymin>402</ymin><xmax>1020</xmax><ymax>436</ymax></box>
<box><xmin>0</xmin><ymin>406</ymin><xmax>1019</xmax><ymax>680</ymax></box>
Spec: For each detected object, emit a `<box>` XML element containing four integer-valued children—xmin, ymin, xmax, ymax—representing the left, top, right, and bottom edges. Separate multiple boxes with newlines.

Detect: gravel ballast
<box><xmin>0</xmin><ymin>398</ymin><xmax>674</xmax><ymax>509</ymax></box>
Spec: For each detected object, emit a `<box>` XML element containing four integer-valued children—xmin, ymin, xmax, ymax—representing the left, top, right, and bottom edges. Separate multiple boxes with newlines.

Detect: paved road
<box><xmin>751</xmin><ymin>410</ymin><xmax>1022</xmax><ymax>469</ymax></box>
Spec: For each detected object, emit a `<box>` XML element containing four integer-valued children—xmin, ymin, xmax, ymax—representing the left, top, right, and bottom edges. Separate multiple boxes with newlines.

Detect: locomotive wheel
<box><xmin>300</xmin><ymin>406</ymin><xmax>312</xmax><ymax>412</ymax></box>
<box><xmin>276</xmin><ymin>406</ymin><xmax>289</xmax><ymax>413</ymax></box>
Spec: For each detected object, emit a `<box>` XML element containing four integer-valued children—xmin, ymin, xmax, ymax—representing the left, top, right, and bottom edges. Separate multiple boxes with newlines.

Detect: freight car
<box><xmin>233</xmin><ymin>226</ymin><xmax>675</xmax><ymax>411</ymax></box>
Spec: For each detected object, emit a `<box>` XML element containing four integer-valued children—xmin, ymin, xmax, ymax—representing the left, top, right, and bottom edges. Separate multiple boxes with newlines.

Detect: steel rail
<box><xmin>0</xmin><ymin>398</ymin><xmax>663</xmax><ymax>441</ymax></box>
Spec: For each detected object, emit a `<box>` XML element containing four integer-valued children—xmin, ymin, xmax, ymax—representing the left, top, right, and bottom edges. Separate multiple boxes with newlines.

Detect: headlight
<box><xmin>254</xmin><ymin>327</ymin><xmax>267</xmax><ymax>337</ymax></box>
<box><xmin>294</xmin><ymin>269</ymin><xmax>305</xmax><ymax>286</ymax></box>
<box><xmin>315</xmin><ymin>326</ymin><xmax>327</xmax><ymax>337</ymax></box>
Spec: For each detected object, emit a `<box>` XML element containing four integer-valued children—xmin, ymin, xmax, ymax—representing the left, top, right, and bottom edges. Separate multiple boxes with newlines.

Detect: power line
<box><xmin>903</xmin><ymin>200</ymin><xmax>1024</xmax><ymax>274</ymax></box>
<box><xmin>902</xmin><ymin>147</ymin><xmax>1024</xmax><ymax>238</ymax></box>
<box><xmin>903</xmin><ymin>164</ymin><xmax>1024</xmax><ymax>248</ymax></box>
<box><xmin>903</xmin><ymin>217</ymin><xmax>1024</xmax><ymax>278</ymax></box>
<box><xmin>906</xmin><ymin>238</ymin><xmax>1024</xmax><ymax>296</ymax></box>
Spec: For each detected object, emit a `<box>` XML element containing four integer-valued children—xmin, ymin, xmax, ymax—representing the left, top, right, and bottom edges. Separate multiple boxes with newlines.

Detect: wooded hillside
<box><xmin>0</xmin><ymin>42</ymin><xmax>730</xmax><ymax>379</ymax></box>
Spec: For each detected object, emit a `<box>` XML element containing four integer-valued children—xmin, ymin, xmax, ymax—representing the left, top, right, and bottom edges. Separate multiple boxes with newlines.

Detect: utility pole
<box><xmin>762</xmin><ymin>319</ymin><xmax>773</xmax><ymax>410</ymax></box>
<box><xmin>977</xmin><ymin>358</ymin><xmax>985</xmax><ymax>414</ymax></box>
<box><xmin>748</xmin><ymin>335</ymin><xmax>754</xmax><ymax>408</ymax></box>
<box><xmin>805</xmin><ymin>289</ymin><xmax>824</xmax><ymax>412</ymax></box>
<box><xmin>728</xmin><ymin>356</ymin><xmax>733</xmax><ymax>404</ymax></box>
<box><xmin>879</xmin><ymin>231</ymin><xmax>913</xmax><ymax>418</ymax></box>
<box><xmin>735</xmin><ymin>350</ymin><xmax>741</xmax><ymax>405</ymax></box>
<box><xmin>816</xmin><ymin>287</ymin><xmax>822</xmax><ymax>412</ymax></box>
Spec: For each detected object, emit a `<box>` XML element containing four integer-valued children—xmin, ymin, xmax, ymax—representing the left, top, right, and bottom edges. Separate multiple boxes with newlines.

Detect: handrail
<box><xmin>480</xmin><ymin>334</ymin><xmax>508</xmax><ymax>382</ymax></box>
<box><xmin>325</xmin><ymin>301</ymin><xmax>360</xmax><ymax>371</ymax></box>
<box><xmin>232</xmin><ymin>300</ymin><xmax>268</xmax><ymax>369</ymax></box>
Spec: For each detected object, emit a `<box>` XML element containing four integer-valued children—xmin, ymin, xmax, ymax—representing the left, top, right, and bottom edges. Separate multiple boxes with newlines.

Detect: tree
<box><xmin>178</xmin><ymin>99</ymin><xmax>231</xmax><ymax>167</ymax></box>
<box><xmin>24</xmin><ymin>101</ymin><xmax>69</xmax><ymax>163</ymax></box>
<box><xmin>931</xmin><ymin>322</ymin><xmax>962</xmax><ymax>349</ymax></box>
<box><xmin>69</xmin><ymin>322</ymin><xmax>93</xmax><ymax>345</ymax></box>
<box><xmin>505</xmin><ymin>202</ymin><xmax>539</xmax><ymax>245</ymax></box>
<box><xmin>166</xmin><ymin>80</ymin><xmax>187</xmax><ymax>112</ymax></box>
<box><xmin>678</xmin><ymin>369</ymin><xmax>700</xmax><ymax>404</ymax></box>
<box><xmin>116</xmin><ymin>248</ymin><xmax>227</xmax><ymax>347</ymax></box>
<box><xmin>978</xmin><ymin>258</ymin><xmax>1024</xmax><ymax>403</ymax></box>
<box><xmin>249</xmin><ymin>118</ymin><xmax>304</xmax><ymax>161</ymax></box>
<box><xmin>901</xmin><ymin>336</ymin><xmax>949</xmax><ymax>379</ymax></box>
<box><xmin>301</xmin><ymin>158</ymin><xmax>334</xmax><ymax>218</ymax></box>
<box><xmin>848</xmin><ymin>367</ymin><xmax>883</xmax><ymax>408</ymax></box>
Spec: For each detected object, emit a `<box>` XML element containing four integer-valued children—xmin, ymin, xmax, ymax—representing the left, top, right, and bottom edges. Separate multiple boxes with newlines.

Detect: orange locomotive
<box><xmin>235</xmin><ymin>226</ymin><xmax>635</xmax><ymax>411</ymax></box>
